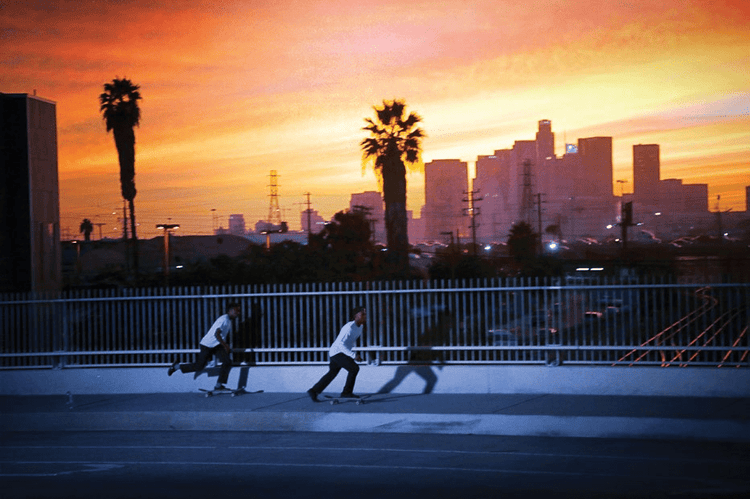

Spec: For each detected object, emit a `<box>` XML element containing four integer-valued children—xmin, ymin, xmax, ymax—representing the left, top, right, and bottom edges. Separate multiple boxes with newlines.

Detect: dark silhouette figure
<box><xmin>235</xmin><ymin>300</ymin><xmax>263</xmax><ymax>365</ymax></box>
<box><xmin>79</xmin><ymin>219</ymin><xmax>93</xmax><ymax>241</ymax></box>
<box><xmin>378</xmin><ymin>309</ymin><xmax>450</xmax><ymax>394</ymax></box>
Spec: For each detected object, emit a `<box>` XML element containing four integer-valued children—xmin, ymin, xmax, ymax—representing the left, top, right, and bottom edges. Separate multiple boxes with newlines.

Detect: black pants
<box><xmin>311</xmin><ymin>353</ymin><xmax>359</xmax><ymax>395</ymax></box>
<box><xmin>180</xmin><ymin>344</ymin><xmax>231</xmax><ymax>384</ymax></box>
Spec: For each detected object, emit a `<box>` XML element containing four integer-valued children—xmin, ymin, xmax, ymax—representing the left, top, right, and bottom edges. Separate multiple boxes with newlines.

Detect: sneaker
<box><xmin>214</xmin><ymin>384</ymin><xmax>230</xmax><ymax>391</ymax></box>
<box><xmin>306</xmin><ymin>389</ymin><xmax>319</xmax><ymax>402</ymax></box>
<box><xmin>167</xmin><ymin>361</ymin><xmax>179</xmax><ymax>377</ymax></box>
<box><xmin>339</xmin><ymin>393</ymin><xmax>360</xmax><ymax>399</ymax></box>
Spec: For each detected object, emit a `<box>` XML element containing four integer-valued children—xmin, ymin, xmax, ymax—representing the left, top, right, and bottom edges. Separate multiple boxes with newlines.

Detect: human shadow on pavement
<box><xmin>376</xmin><ymin>309</ymin><xmax>450</xmax><ymax>395</ymax></box>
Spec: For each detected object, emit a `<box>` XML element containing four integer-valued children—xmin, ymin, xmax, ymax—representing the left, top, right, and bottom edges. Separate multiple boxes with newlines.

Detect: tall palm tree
<box><xmin>361</xmin><ymin>99</ymin><xmax>424</xmax><ymax>272</ymax></box>
<box><xmin>79</xmin><ymin>218</ymin><xmax>94</xmax><ymax>241</ymax></box>
<box><xmin>100</xmin><ymin>77</ymin><xmax>141</xmax><ymax>273</ymax></box>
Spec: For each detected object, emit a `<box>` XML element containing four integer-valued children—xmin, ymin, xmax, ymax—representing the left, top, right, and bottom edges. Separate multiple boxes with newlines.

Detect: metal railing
<box><xmin>1</xmin><ymin>278</ymin><xmax>748</xmax><ymax>369</ymax></box>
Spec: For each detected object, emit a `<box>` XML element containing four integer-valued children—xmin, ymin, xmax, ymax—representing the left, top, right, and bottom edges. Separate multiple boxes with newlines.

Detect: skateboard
<box><xmin>324</xmin><ymin>394</ymin><xmax>372</xmax><ymax>406</ymax></box>
<box><xmin>199</xmin><ymin>387</ymin><xmax>263</xmax><ymax>398</ymax></box>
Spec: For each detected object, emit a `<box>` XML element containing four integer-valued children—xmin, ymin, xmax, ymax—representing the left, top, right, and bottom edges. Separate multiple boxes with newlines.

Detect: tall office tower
<box><xmin>350</xmin><ymin>191</ymin><xmax>385</xmax><ymax>243</ymax></box>
<box><xmin>474</xmin><ymin>150</ymin><xmax>511</xmax><ymax>241</ymax></box>
<box><xmin>633</xmin><ymin>144</ymin><xmax>660</xmax><ymax>203</ymax></box>
<box><xmin>577</xmin><ymin>136</ymin><xmax>613</xmax><ymax>197</ymax></box>
<box><xmin>536</xmin><ymin>119</ymin><xmax>554</xmax><ymax>161</ymax></box>
<box><xmin>423</xmin><ymin>159</ymin><xmax>469</xmax><ymax>242</ymax></box>
<box><xmin>228</xmin><ymin>214</ymin><xmax>246</xmax><ymax>236</ymax></box>
<box><xmin>0</xmin><ymin>93</ymin><xmax>61</xmax><ymax>292</ymax></box>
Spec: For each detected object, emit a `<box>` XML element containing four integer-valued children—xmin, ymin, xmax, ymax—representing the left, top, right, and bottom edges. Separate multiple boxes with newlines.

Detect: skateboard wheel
<box><xmin>356</xmin><ymin>400</ymin><xmax>363</xmax><ymax>405</ymax></box>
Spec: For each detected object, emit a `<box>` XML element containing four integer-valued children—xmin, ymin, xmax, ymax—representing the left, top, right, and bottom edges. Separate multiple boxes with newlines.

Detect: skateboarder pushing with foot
<box><xmin>168</xmin><ymin>302</ymin><xmax>240</xmax><ymax>392</ymax></box>
<box><xmin>307</xmin><ymin>306</ymin><xmax>366</xmax><ymax>402</ymax></box>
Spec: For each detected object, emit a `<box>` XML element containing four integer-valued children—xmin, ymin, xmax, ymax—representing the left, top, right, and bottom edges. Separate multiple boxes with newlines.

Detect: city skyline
<box><xmin>3</xmin><ymin>0</ymin><xmax>749</xmax><ymax>239</ymax></box>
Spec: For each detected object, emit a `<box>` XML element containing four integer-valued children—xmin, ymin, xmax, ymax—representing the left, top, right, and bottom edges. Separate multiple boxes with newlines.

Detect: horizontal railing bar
<box><xmin>1</xmin><ymin>345</ymin><xmax>745</xmax><ymax>358</ymax></box>
<box><xmin>3</xmin><ymin>282</ymin><xmax>747</xmax><ymax>306</ymax></box>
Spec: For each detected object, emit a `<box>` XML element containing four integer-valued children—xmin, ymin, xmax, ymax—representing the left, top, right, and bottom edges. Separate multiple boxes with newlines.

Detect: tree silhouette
<box><xmin>361</xmin><ymin>99</ymin><xmax>424</xmax><ymax>273</ymax></box>
<box><xmin>508</xmin><ymin>221</ymin><xmax>538</xmax><ymax>261</ymax></box>
<box><xmin>79</xmin><ymin>218</ymin><xmax>93</xmax><ymax>241</ymax></box>
<box><xmin>100</xmin><ymin>77</ymin><xmax>141</xmax><ymax>273</ymax></box>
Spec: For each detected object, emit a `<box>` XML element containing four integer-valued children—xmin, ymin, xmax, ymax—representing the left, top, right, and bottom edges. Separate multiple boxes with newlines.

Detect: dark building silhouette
<box><xmin>577</xmin><ymin>137</ymin><xmax>613</xmax><ymax>198</ymax></box>
<box><xmin>633</xmin><ymin>144</ymin><xmax>660</xmax><ymax>203</ymax></box>
<box><xmin>535</xmin><ymin>119</ymin><xmax>554</xmax><ymax>161</ymax></box>
<box><xmin>423</xmin><ymin>159</ymin><xmax>469</xmax><ymax>242</ymax></box>
<box><xmin>471</xmin><ymin>121</ymin><xmax>616</xmax><ymax>243</ymax></box>
<box><xmin>0</xmin><ymin>93</ymin><xmax>61</xmax><ymax>292</ymax></box>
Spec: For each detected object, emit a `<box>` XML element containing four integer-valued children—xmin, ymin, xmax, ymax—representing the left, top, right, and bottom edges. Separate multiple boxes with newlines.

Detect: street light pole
<box><xmin>156</xmin><ymin>223</ymin><xmax>179</xmax><ymax>286</ymax></box>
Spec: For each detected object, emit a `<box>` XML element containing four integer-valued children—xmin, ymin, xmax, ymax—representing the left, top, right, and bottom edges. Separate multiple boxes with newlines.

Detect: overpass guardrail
<box><xmin>1</xmin><ymin>278</ymin><xmax>748</xmax><ymax>369</ymax></box>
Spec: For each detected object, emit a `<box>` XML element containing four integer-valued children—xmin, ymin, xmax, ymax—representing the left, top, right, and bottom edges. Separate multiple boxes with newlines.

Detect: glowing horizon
<box><xmin>3</xmin><ymin>0</ymin><xmax>748</xmax><ymax>239</ymax></box>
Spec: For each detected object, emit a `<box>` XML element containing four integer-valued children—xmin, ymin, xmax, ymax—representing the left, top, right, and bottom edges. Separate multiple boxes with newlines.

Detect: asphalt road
<box><xmin>2</xmin><ymin>431</ymin><xmax>749</xmax><ymax>499</ymax></box>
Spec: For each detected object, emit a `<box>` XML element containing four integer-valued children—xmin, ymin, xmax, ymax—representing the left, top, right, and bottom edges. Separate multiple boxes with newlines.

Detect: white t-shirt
<box><xmin>199</xmin><ymin>314</ymin><xmax>233</xmax><ymax>348</ymax></box>
<box><xmin>329</xmin><ymin>320</ymin><xmax>363</xmax><ymax>359</ymax></box>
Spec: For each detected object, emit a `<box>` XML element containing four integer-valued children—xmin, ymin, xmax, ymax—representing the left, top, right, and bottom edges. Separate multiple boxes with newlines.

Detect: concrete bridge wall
<box><xmin>2</xmin><ymin>365</ymin><xmax>748</xmax><ymax>397</ymax></box>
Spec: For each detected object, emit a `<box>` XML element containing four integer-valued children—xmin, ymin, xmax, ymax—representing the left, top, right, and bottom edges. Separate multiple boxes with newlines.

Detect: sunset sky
<box><xmin>3</xmin><ymin>0</ymin><xmax>749</xmax><ymax>239</ymax></box>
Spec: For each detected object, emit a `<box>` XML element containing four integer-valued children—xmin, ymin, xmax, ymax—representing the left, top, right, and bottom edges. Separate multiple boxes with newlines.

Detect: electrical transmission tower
<box><xmin>520</xmin><ymin>159</ymin><xmax>535</xmax><ymax>226</ymax></box>
<box><xmin>462</xmin><ymin>189</ymin><xmax>482</xmax><ymax>255</ymax></box>
<box><xmin>268</xmin><ymin>170</ymin><xmax>282</xmax><ymax>225</ymax></box>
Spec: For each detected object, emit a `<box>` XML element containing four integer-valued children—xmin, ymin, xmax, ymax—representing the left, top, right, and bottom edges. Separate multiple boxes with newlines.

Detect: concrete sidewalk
<box><xmin>2</xmin><ymin>392</ymin><xmax>748</xmax><ymax>442</ymax></box>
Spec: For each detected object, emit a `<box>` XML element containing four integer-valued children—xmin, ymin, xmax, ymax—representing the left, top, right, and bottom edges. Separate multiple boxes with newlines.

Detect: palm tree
<box><xmin>79</xmin><ymin>218</ymin><xmax>94</xmax><ymax>241</ymax></box>
<box><xmin>361</xmin><ymin>99</ymin><xmax>424</xmax><ymax>272</ymax></box>
<box><xmin>100</xmin><ymin>77</ymin><xmax>141</xmax><ymax>273</ymax></box>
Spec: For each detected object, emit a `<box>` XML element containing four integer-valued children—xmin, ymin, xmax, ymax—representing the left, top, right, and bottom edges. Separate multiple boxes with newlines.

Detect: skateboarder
<box><xmin>168</xmin><ymin>302</ymin><xmax>240</xmax><ymax>391</ymax></box>
<box><xmin>307</xmin><ymin>306</ymin><xmax>367</xmax><ymax>402</ymax></box>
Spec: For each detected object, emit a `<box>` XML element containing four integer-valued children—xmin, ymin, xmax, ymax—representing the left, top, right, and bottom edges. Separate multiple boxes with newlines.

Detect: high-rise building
<box><xmin>0</xmin><ymin>93</ymin><xmax>61</xmax><ymax>292</ymax></box>
<box><xmin>423</xmin><ymin>159</ymin><xmax>469</xmax><ymax>242</ymax></box>
<box><xmin>228</xmin><ymin>214</ymin><xmax>246</xmax><ymax>236</ymax></box>
<box><xmin>474</xmin><ymin>151</ymin><xmax>511</xmax><ymax>241</ymax></box>
<box><xmin>577</xmin><ymin>137</ymin><xmax>613</xmax><ymax>198</ymax></box>
<box><xmin>633</xmin><ymin>144</ymin><xmax>660</xmax><ymax>203</ymax></box>
<box><xmin>299</xmin><ymin>208</ymin><xmax>325</xmax><ymax>235</ymax></box>
<box><xmin>536</xmin><ymin>119</ymin><xmax>554</xmax><ymax>161</ymax></box>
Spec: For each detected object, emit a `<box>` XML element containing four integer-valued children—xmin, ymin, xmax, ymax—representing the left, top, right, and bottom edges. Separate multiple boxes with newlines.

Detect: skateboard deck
<box><xmin>199</xmin><ymin>387</ymin><xmax>263</xmax><ymax>398</ymax></box>
<box><xmin>324</xmin><ymin>394</ymin><xmax>372</xmax><ymax>406</ymax></box>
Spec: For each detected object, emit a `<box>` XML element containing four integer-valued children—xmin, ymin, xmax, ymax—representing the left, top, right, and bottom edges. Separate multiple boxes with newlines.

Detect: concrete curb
<box><xmin>3</xmin><ymin>411</ymin><xmax>748</xmax><ymax>442</ymax></box>
<box><xmin>3</xmin><ymin>365</ymin><xmax>749</xmax><ymax>397</ymax></box>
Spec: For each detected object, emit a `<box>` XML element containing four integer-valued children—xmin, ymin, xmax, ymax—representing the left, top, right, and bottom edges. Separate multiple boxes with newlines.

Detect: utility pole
<box><xmin>620</xmin><ymin>201</ymin><xmax>633</xmax><ymax>258</ymax></box>
<box><xmin>93</xmin><ymin>223</ymin><xmax>105</xmax><ymax>240</ymax></box>
<box><xmin>462</xmin><ymin>189</ymin><xmax>481</xmax><ymax>255</ymax></box>
<box><xmin>156</xmin><ymin>223</ymin><xmax>179</xmax><ymax>287</ymax></box>
<box><xmin>352</xmin><ymin>204</ymin><xmax>376</xmax><ymax>244</ymax></box>
<box><xmin>211</xmin><ymin>208</ymin><xmax>217</xmax><ymax>234</ymax></box>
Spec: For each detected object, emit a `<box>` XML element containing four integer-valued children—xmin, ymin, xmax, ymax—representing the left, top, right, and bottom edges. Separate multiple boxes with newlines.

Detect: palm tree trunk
<box><xmin>129</xmin><ymin>199</ymin><xmax>139</xmax><ymax>276</ymax></box>
<box><xmin>382</xmin><ymin>158</ymin><xmax>409</xmax><ymax>273</ymax></box>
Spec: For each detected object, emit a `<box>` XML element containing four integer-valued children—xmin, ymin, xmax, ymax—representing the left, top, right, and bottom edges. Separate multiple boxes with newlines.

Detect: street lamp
<box><xmin>156</xmin><ymin>223</ymin><xmax>179</xmax><ymax>285</ymax></box>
